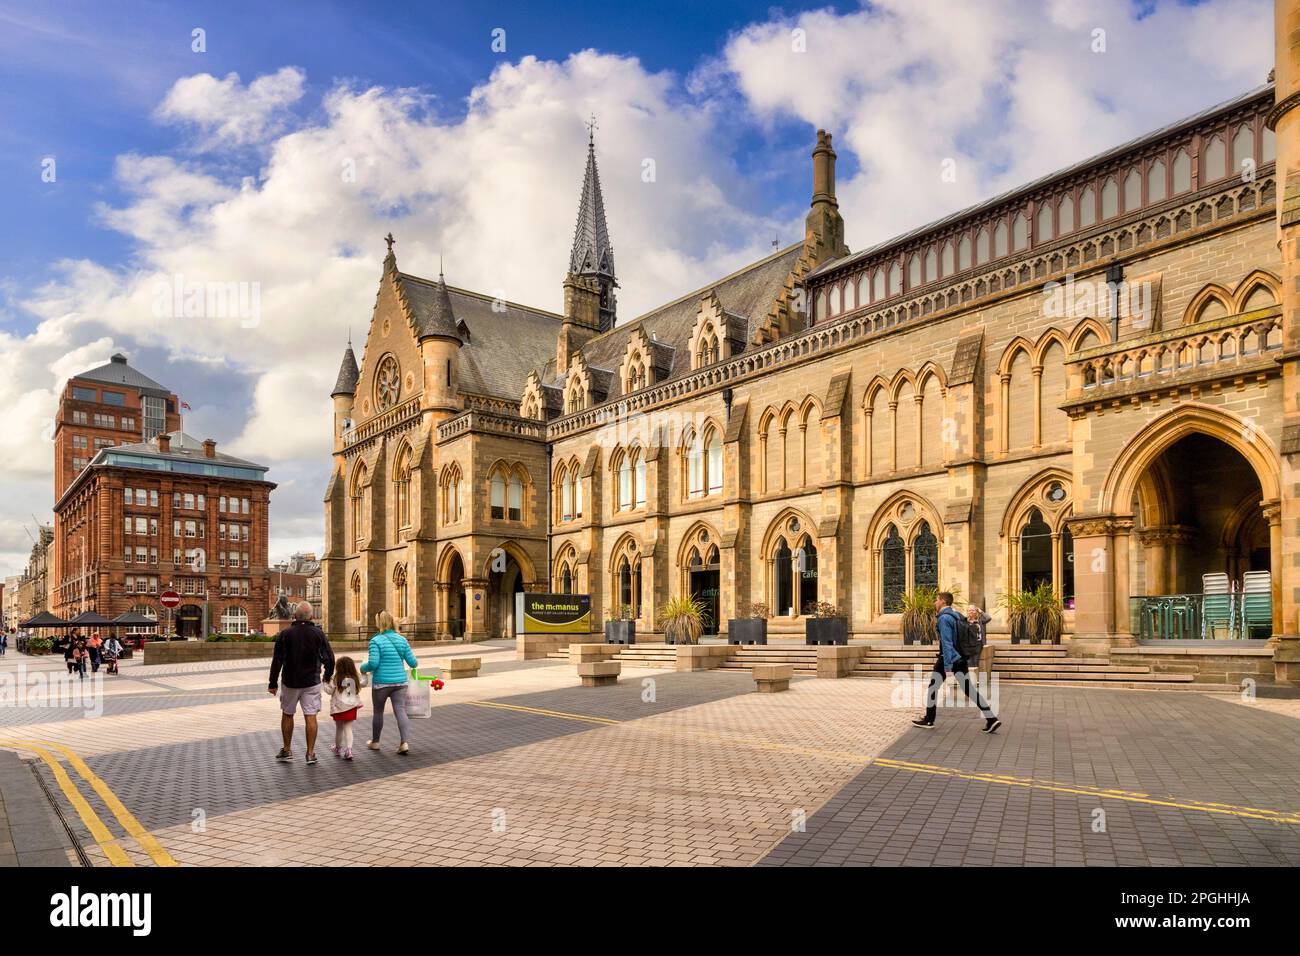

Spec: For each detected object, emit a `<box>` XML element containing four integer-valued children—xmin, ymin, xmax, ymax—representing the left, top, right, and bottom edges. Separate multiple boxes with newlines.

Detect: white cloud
<box><xmin>155</xmin><ymin>66</ymin><xmax>306</xmax><ymax>148</ymax></box>
<box><xmin>720</xmin><ymin>0</ymin><xmax>1271</xmax><ymax>248</ymax></box>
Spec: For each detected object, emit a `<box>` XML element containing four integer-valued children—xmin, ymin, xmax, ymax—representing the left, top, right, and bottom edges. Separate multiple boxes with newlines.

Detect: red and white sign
<box><xmin>159</xmin><ymin>590</ymin><xmax>182</xmax><ymax>609</ymax></box>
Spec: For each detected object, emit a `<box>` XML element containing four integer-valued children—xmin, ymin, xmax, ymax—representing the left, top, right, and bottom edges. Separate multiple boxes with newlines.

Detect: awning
<box><xmin>66</xmin><ymin>610</ymin><xmax>119</xmax><ymax>627</ymax></box>
<box><xmin>114</xmin><ymin>610</ymin><xmax>159</xmax><ymax>626</ymax></box>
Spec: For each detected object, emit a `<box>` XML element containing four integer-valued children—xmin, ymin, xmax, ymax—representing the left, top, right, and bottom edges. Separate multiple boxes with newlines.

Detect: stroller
<box><xmin>102</xmin><ymin>638</ymin><xmax>122</xmax><ymax>675</ymax></box>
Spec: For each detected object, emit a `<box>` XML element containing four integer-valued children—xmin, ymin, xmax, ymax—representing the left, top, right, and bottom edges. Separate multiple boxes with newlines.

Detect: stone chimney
<box><xmin>157</xmin><ymin>434</ymin><xmax>171</xmax><ymax>453</ymax></box>
<box><xmin>202</xmin><ymin>438</ymin><xmax>216</xmax><ymax>459</ymax></box>
<box><xmin>805</xmin><ymin>129</ymin><xmax>847</xmax><ymax>264</ymax></box>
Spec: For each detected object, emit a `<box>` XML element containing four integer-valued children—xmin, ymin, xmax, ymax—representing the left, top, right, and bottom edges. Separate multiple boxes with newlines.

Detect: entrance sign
<box><xmin>517</xmin><ymin>593</ymin><xmax>591</xmax><ymax>634</ymax></box>
<box><xmin>159</xmin><ymin>590</ymin><xmax>181</xmax><ymax>609</ymax></box>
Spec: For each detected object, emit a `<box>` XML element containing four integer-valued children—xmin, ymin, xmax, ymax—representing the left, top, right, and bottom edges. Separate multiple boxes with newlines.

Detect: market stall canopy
<box><xmin>66</xmin><ymin>610</ymin><xmax>118</xmax><ymax>627</ymax></box>
<box><xmin>20</xmin><ymin>611</ymin><xmax>68</xmax><ymax>628</ymax></box>
<box><xmin>113</xmin><ymin>610</ymin><xmax>159</xmax><ymax>626</ymax></box>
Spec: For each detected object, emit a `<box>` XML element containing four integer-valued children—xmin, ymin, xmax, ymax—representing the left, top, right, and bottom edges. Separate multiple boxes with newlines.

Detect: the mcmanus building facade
<box><xmin>323</xmin><ymin>5</ymin><xmax>1300</xmax><ymax>683</ymax></box>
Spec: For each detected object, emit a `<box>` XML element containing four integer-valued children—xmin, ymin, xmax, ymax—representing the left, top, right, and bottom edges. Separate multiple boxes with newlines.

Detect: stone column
<box><xmin>1066</xmin><ymin>515</ymin><xmax>1119</xmax><ymax>658</ymax></box>
<box><xmin>1111</xmin><ymin>517</ymin><xmax>1135</xmax><ymax>647</ymax></box>
<box><xmin>462</xmin><ymin>577</ymin><xmax>488</xmax><ymax>641</ymax></box>
<box><xmin>1264</xmin><ymin>499</ymin><xmax>1284</xmax><ymax>644</ymax></box>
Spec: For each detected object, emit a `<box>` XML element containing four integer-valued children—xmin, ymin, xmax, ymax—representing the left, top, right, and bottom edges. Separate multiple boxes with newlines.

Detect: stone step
<box><xmin>990</xmin><ymin>670</ymin><xmax>1194</xmax><ymax>682</ymax></box>
<box><xmin>853</xmin><ymin>662</ymin><xmax>1156</xmax><ymax>675</ymax></box>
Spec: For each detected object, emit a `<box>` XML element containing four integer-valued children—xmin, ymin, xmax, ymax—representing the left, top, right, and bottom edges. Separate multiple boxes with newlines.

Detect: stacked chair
<box><xmin>1241</xmin><ymin>571</ymin><xmax>1273</xmax><ymax>639</ymax></box>
<box><xmin>1200</xmin><ymin>573</ymin><xmax>1235</xmax><ymax>639</ymax></box>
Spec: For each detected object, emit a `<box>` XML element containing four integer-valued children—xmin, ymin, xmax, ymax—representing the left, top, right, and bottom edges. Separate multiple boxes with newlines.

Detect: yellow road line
<box><xmin>8</xmin><ymin>737</ymin><xmax>178</xmax><ymax>867</ymax></box>
<box><xmin>467</xmin><ymin>699</ymin><xmax>619</xmax><ymax>725</ymax></box>
<box><xmin>873</xmin><ymin>757</ymin><xmax>1300</xmax><ymax>825</ymax></box>
<box><xmin>0</xmin><ymin>740</ymin><xmax>133</xmax><ymax>867</ymax></box>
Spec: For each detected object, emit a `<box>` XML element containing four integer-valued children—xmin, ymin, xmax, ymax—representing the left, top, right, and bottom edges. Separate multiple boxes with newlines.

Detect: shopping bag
<box><xmin>404</xmin><ymin>674</ymin><xmax>431</xmax><ymax>718</ymax></box>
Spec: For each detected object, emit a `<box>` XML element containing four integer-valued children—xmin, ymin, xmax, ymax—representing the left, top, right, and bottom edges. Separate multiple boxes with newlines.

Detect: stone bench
<box><xmin>753</xmin><ymin>663</ymin><xmax>793</xmax><ymax>693</ymax></box>
<box><xmin>569</xmin><ymin>642</ymin><xmax>622</xmax><ymax>664</ymax></box>
<box><xmin>577</xmin><ymin>660</ymin><xmax>620</xmax><ymax>687</ymax></box>
<box><xmin>438</xmin><ymin>656</ymin><xmax>480</xmax><ymax>679</ymax></box>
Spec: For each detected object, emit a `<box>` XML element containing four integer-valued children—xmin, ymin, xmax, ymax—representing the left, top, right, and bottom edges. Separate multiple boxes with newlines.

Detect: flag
<box><xmin>180</xmin><ymin>401</ymin><xmax>192</xmax><ymax>410</ymax></box>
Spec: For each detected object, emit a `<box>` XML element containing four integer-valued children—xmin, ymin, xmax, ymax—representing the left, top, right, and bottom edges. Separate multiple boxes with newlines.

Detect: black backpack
<box><xmin>952</xmin><ymin>612</ymin><xmax>981</xmax><ymax>659</ymax></box>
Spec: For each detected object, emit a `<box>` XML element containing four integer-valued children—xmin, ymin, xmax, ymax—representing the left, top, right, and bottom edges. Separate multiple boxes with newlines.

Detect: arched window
<box><xmin>617</xmin><ymin>451</ymin><xmax>633</xmax><ymax>511</ymax></box>
<box><xmin>1123</xmin><ymin>168</ymin><xmax>1142</xmax><ymax>212</ymax></box>
<box><xmin>872</xmin><ymin>269</ymin><xmax>885</xmax><ymax>301</ymax></box>
<box><xmin>1172</xmin><ymin>149</ymin><xmax>1192</xmax><ymax>193</ymax></box>
<box><xmin>350</xmin><ymin>573</ymin><xmax>361</xmax><ymax>621</ymax></box>
<box><xmin>1058</xmin><ymin>194</ymin><xmax>1074</xmax><ymax>234</ymax></box>
<box><xmin>1020</xmin><ymin>507</ymin><xmax>1053</xmax><ymax>592</ymax></box>
<box><xmin>633</xmin><ymin>448</ymin><xmax>646</xmax><ymax>507</ymax></box>
<box><xmin>559</xmin><ymin>464</ymin><xmax>573</xmax><ymax>521</ymax></box>
<box><xmin>887</xmin><ymin>262</ymin><xmax>901</xmax><ymax>296</ymax></box>
<box><xmin>796</xmin><ymin>535</ymin><xmax>818</xmax><ymax>615</ymax></box>
<box><xmin>350</xmin><ymin>463</ymin><xmax>367</xmax><ymax>544</ymax></box>
<box><xmin>774</xmin><ymin>537</ymin><xmax>793</xmax><ymax>616</ymax></box>
<box><xmin>393</xmin><ymin>564</ymin><xmax>408</xmax><ymax>618</ymax></box>
<box><xmin>881</xmin><ymin>525</ymin><xmax>905</xmax><ymax>613</ymax></box>
<box><xmin>490</xmin><ymin>470</ymin><xmax>506</xmax><ymax>519</ymax></box>
<box><xmin>1060</xmin><ymin>524</ymin><xmax>1075</xmax><ymax>607</ymax></box>
<box><xmin>908</xmin><ymin>254</ymin><xmax>921</xmax><ymax>289</ymax></box>
<box><xmin>443</xmin><ymin>465</ymin><xmax>462</xmax><ymax>524</ymax></box>
<box><xmin>508</xmin><ymin>471</ymin><xmax>523</xmax><ymax>521</ymax></box>
<box><xmin>1101</xmin><ymin>177</ymin><xmax>1119</xmax><ymax>218</ymax></box>
<box><xmin>994</xmin><ymin>221</ymin><xmax>1009</xmax><ymax>258</ymax></box>
<box><xmin>958</xmin><ymin>235</ymin><xmax>971</xmax><ymax>271</ymax></box>
<box><xmin>913</xmin><ymin>521</ymin><xmax>938</xmax><ymax>591</ymax></box>
<box><xmin>1231</xmin><ymin>125</ymin><xmax>1254</xmax><ymax>173</ymax></box>
<box><xmin>686</xmin><ymin>431</ymin><xmax>704</xmax><ymax>499</ymax></box>
<box><xmin>571</xmin><ymin>465</ymin><xmax>583</xmax><ymax>517</ymax></box>
<box><xmin>560</xmin><ymin>563</ymin><xmax>573</xmax><ymax>594</ymax></box>
<box><xmin>975</xmin><ymin>228</ymin><xmax>990</xmax><ymax>264</ymax></box>
<box><xmin>1147</xmin><ymin>159</ymin><xmax>1167</xmax><ymax>203</ymax></box>
<box><xmin>616</xmin><ymin>553</ymin><xmax>642</xmax><ymax>618</ymax></box>
<box><xmin>1012</xmin><ymin>213</ymin><xmax>1028</xmax><ymax>250</ymax></box>
<box><xmin>394</xmin><ymin>446</ymin><xmax>412</xmax><ymax>529</ymax></box>
<box><xmin>1036</xmin><ymin>203</ymin><xmax>1053</xmax><ymax>243</ymax></box>
<box><xmin>1080</xmin><ymin>185</ymin><xmax>1097</xmax><ymax>227</ymax></box>
<box><xmin>705</xmin><ymin>429</ymin><xmax>723</xmax><ymax>495</ymax></box>
<box><xmin>1203</xmin><ymin>135</ymin><xmax>1226</xmax><ymax>182</ymax></box>
<box><xmin>941</xmin><ymin>242</ymin><xmax>954</xmax><ymax>277</ymax></box>
<box><xmin>220</xmin><ymin>606</ymin><xmax>249</xmax><ymax>635</ymax></box>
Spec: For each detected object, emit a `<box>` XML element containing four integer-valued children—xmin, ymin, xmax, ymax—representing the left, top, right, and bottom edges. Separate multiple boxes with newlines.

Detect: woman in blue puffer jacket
<box><xmin>360</xmin><ymin>610</ymin><xmax>420</xmax><ymax>754</ymax></box>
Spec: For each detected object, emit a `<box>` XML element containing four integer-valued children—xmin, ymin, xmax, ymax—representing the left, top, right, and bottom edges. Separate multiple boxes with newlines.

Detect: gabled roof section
<box><xmin>542</xmin><ymin>243</ymin><xmax>803</xmax><ymax>399</ymax></box>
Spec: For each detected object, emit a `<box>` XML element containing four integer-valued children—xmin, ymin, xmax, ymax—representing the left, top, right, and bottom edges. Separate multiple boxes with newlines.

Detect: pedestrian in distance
<box><xmin>965</xmin><ymin>604</ymin><xmax>992</xmax><ymax>671</ymax></box>
<box><xmin>360</xmin><ymin>609</ymin><xmax>419</xmax><ymax>756</ymax></box>
<box><xmin>63</xmin><ymin>633</ymin><xmax>77</xmax><ymax>675</ymax></box>
<box><xmin>71</xmin><ymin>638</ymin><xmax>88</xmax><ymax>681</ymax></box>
<box><xmin>268</xmin><ymin>601</ymin><xmax>335</xmax><ymax>766</ymax></box>
<box><xmin>0</xmin><ymin>630</ymin><xmax>7</xmax><ymax>656</ymax></box>
<box><xmin>87</xmin><ymin>633</ymin><xmax>103</xmax><ymax>673</ymax></box>
<box><xmin>323</xmin><ymin>656</ymin><xmax>367</xmax><ymax>761</ymax></box>
<box><xmin>913</xmin><ymin>591</ymin><xmax>1001</xmax><ymax>734</ymax></box>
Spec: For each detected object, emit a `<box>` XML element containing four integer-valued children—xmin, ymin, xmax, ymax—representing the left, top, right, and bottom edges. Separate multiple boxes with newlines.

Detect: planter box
<box><xmin>903</xmin><ymin>619</ymin><xmax>935</xmax><ymax>646</ymax></box>
<box><xmin>1010</xmin><ymin>618</ymin><xmax>1061</xmax><ymax>645</ymax></box>
<box><xmin>805</xmin><ymin>617</ymin><xmax>848</xmax><ymax>646</ymax></box>
<box><xmin>604</xmin><ymin>620</ymin><xmax>636</xmax><ymax>645</ymax></box>
<box><xmin>727</xmin><ymin>619</ymin><xmax>768</xmax><ymax>645</ymax></box>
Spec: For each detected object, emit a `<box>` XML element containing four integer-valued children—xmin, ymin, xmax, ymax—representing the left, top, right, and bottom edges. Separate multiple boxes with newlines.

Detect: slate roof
<box><xmin>73</xmin><ymin>353</ymin><xmax>171</xmax><ymax>396</ymax></box>
<box><xmin>102</xmin><ymin>431</ymin><xmax>266</xmax><ymax>470</ymax></box>
<box><xmin>540</xmin><ymin>243</ymin><xmax>803</xmax><ymax>398</ymax></box>
<box><xmin>396</xmin><ymin>276</ymin><xmax>564</xmax><ymax>402</ymax></box>
<box><xmin>399</xmin><ymin>271</ymin><xmax>462</xmax><ymax>341</ymax></box>
<box><xmin>332</xmin><ymin>343</ymin><xmax>359</xmax><ymax>396</ymax></box>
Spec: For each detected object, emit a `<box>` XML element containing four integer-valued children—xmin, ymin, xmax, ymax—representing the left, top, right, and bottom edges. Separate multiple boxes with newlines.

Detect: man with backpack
<box><xmin>912</xmin><ymin>591</ymin><xmax>1001</xmax><ymax>733</ymax></box>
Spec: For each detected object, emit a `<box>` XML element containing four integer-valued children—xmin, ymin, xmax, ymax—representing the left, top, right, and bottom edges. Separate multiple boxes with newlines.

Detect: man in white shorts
<box><xmin>268</xmin><ymin>601</ymin><xmax>335</xmax><ymax>765</ymax></box>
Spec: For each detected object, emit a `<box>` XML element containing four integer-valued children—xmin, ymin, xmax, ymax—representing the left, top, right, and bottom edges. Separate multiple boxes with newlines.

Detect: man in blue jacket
<box><xmin>913</xmin><ymin>591</ymin><xmax>1001</xmax><ymax>733</ymax></box>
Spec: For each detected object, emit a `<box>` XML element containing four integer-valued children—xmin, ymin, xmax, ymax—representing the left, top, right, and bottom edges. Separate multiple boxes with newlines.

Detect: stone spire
<box><xmin>568</xmin><ymin>123</ymin><xmax>618</xmax><ymax>331</ymax></box>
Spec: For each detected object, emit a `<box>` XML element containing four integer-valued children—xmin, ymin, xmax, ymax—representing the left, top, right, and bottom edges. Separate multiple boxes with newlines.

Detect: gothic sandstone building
<box><xmin>324</xmin><ymin>20</ymin><xmax>1300</xmax><ymax>683</ymax></box>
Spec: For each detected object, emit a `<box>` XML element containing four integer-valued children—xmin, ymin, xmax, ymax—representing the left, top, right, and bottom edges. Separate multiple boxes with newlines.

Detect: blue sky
<box><xmin>0</xmin><ymin>0</ymin><xmax>1273</xmax><ymax>576</ymax></box>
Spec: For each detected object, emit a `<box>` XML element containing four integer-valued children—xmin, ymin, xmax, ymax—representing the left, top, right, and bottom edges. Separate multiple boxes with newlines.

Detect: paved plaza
<box><xmin>1</xmin><ymin>645</ymin><xmax>1299</xmax><ymax>867</ymax></box>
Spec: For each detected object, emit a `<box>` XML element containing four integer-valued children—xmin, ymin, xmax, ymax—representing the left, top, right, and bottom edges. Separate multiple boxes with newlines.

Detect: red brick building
<box><xmin>53</xmin><ymin>431</ymin><xmax>276</xmax><ymax>637</ymax></box>
<box><xmin>53</xmin><ymin>353</ymin><xmax>182</xmax><ymax>501</ymax></box>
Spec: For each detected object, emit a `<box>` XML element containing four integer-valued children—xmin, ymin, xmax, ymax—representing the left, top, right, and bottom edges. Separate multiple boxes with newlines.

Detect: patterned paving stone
<box><xmin>759</xmin><ymin>687</ymin><xmax>1300</xmax><ymax>866</ymax></box>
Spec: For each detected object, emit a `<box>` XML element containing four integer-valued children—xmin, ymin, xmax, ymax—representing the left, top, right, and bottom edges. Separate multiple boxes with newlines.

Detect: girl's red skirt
<box><xmin>331</xmin><ymin>707</ymin><xmax>360</xmax><ymax>722</ymax></box>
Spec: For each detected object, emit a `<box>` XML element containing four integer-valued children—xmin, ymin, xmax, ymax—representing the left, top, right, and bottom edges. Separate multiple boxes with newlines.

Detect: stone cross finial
<box><xmin>384</xmin><ymin>232</ymin><xmax>395</xmax><ymax>254</ymax></box>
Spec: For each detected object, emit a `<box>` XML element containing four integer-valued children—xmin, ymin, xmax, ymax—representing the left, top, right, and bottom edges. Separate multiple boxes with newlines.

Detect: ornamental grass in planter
<box><xmin>1002</xmin><ymin>582</ymin><xmax>1064</xmax><ymax>644</ymax></box>
<box><xmin>660</xmin><ymin>595</ymin><xmax>709</xmax><ymax>646</ymax></box>
<box><xmin>728</xmin><ymin>601</ymin><xmax>769</xmax><ymax>645</ymax></box>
